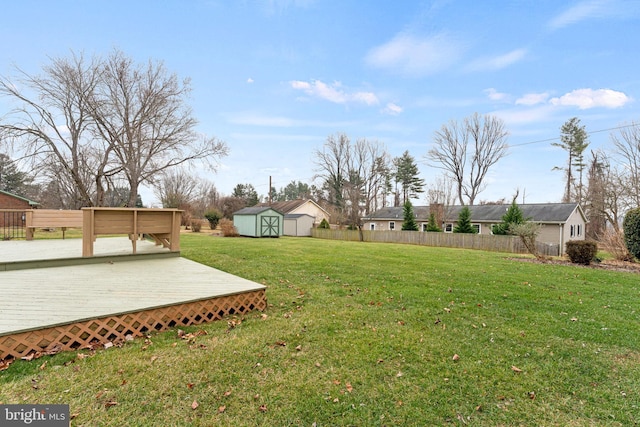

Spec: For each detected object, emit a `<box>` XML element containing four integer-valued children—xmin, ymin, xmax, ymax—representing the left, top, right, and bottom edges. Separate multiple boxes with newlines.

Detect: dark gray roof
<box><xmin>363</xmin><ymin>206</ymin><xmax>431</xmax><ymax>220</ymax></box>
<box><xmin>234</xmin><ymin>206</ymin><xmax>283</xmax><ymax>215</ymax></box>
<box><xmin>363</xmin><ymin>203</ymin><xmax>584</xmax><ymax>223</ymax></box>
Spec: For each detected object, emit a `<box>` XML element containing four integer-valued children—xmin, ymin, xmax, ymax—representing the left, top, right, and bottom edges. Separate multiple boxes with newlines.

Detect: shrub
<box><xmin>510</xmin><ymin>222</ymin><xmax>542</xmax><ymax>259</ymax></box>
<box><xmin>318</xmin><ymin>218</ymin><xmax>330</xmax><ymax>229</ymax></box>
<box><xmin>598</xmin><ymin>228</ymin><xmax>633</xmax><ymax>262</ymax></box>
<box><xmin>492</xmin><ymin>200</ymin><xmax>526</xmax><ymax>235</ymax></box>
<box><xmin>566</xmin><ymin>240</ymin><xmax>598</xmax><ymax>265</ymax></box>
<box><xmin>219</xmin><ymin>218</ymin><xmax>239</xmax><ymax>237</ymax></box>
<box><xmin>190</xmin><ymin>220</ymin><xmax>202</xmax><ymax>232</ymax></box>
<box><xmin>623</xmin><ymin>207</ymin><xmax>640</xmax><ymax>260</ymax></box>
<box><xmin>204</xmin><ymin>209</ymin><xmax>222</xmax><ymax>230</ymax></box>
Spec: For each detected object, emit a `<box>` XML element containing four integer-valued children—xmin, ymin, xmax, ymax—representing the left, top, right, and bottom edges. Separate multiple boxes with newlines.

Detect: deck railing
<box><xmin>0</xmin><ymin>210</ymin><xmax>26</xmax><ymax>240</ymax></box>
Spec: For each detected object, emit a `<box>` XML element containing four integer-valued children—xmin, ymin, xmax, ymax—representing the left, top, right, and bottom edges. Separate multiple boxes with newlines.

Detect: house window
<box><xmin>444</xmin><ymin>223</ymin><xmax>453</xmax><ymax>233</ymax></box>
<box><xmin>370</xmin><ymin>223</ymin><xmax>375</xmax><ymax>230</ymax></box>
<box><xmin>473</xmin><ymin>224</ymin><xmax>481</xmax><ymax>234</ymax></box>
<box><xmin>577</xmin><ymin>224</ymin><xmax>582</xmax><ymax>236</ymax></box>
<box><xmin>570</xmin><ymin>225</ymin><xmax>575</xmax><ymax>237</ymax></box>
<box><xmin>421</xmin><ymin>223</ymin><xmax>428</xmax><ymax>232</ymax></box>
<box><xmin>389</xmin><ymin>221</ymin><xmax>395</xmax><ymax>231</ymax></box>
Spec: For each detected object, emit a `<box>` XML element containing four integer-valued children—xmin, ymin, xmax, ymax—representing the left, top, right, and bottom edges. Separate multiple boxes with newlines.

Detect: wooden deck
<box><xmin>0</xmin><ymin>238</ymin><xmax>267</xmax><ymax>361</ymax></box>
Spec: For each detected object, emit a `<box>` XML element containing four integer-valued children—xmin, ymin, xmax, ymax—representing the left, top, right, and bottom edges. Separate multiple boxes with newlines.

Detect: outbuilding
<box><xmin>233</xmin><ymin>206</ymin><xmax>284</xmax><ymax>237</ymax></box>
<box><xmin>284</xmin><ymin>213</ymin><xmax>315</xmax><ymax>237</ymax></box>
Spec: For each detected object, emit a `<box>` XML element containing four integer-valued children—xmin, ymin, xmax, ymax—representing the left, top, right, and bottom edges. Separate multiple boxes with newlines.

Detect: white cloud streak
<box><xmin>365</xmin><ymin>32</ymin><xmax>464</xmax><ymax>76</ymax></box>
<box><xmin>466</xmin><ymin>48</ymin><xmax>527</xmax><ymax>72</ymax></box>
<box><xmin>290</xmin><ymin>79</ymin><xmax>379</xmax><ymax>105</ymax></box>
<box><xmin>515</xmin><ymin>92</ymin><xmax>550</xmax><ymax>106</ymax></box>
<box><xmin>549</xmin><ymin>88</ymin><xmax>631</xmax><ymax>109</ymax></box>
<box><xmin>548</xmin><ymin>0</ymin><xmax>612</xmax><ymax>29</ymax></box>
<box><xmin>382</xmin><ymin>102</ymin><xmax>403</xmax><ymax>115</ymax></box>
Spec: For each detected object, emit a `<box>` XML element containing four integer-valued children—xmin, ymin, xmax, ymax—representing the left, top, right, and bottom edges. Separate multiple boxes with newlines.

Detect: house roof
<box><xmin>262</xmin><ymin>199</ymin><xmax>329</xmax><ymax>216</ymax></box>
<box><xmin>234</xmin><ymin>206</ymin><xmax>283</xmax><ymax>216</ymax></box>
<box><xmin>284</xmin><ymin>213</ymin><xmax>314</xmax><ymax>219</ymax></box>
<box><xmin>0</xmin><ymin>189</ymin><xmax>40</xmax><ymax>206</ymax></box>
<box><xmin>363</xmin><ymin>203</ymin><xmax>585</xmax><ymax>224</ymax></box>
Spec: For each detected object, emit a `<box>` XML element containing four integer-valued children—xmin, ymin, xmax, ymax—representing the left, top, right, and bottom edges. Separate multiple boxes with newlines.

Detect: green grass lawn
<box><xmin>1</xmin><ymin>234</ymin><xmax>639</xmax><ymax>426</ymax></box>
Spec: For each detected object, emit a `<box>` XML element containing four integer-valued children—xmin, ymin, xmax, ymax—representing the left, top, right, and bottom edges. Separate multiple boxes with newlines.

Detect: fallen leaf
<box><xmin>396</xmin><ymin>371</ymin><xmax>403</xmax><ymax>377</ymax></box>
<box><xmin>295</xmin><ymin>345</ymin><xmax>302</xmax><ymax>351</ymax></box>
<box><xmin>511</xmin><ymin>365</ymin><xmax>523</xmax><ymax>373</ymax></box>
<box><xmin>186</xmin><ymin>383</ymin><xmax>195</xmax><ymax>389</ymax></box>
<box><xmin>191</xmin><ymin>400</ymin><xmax>199</xmax><ymax>410</ymax></box>
<box><xmin>275</xmin><ymin>341</ymin><xmax>286</xmax><ymax>347</ymax></box>
<box><xmin>218</xmin><ymin>405</ymin><xmax>226</xmax><ymax>413</ymax></box>
<box><xmin>103</xmin><ymin>342</ymin><xmax>114</xmax><ymax>350</ymax></box>
<box><xmin>345</xmin><ymin>382</ymin><xmax>353</xmax><ymax>393</ymax></box>
<box><xmin>332</xmin><ymin>379</ymin><xmax>341</xmax><ymax>385</ymax></box>
<box><xmin>105</xmin><ymin>400</ymin><xmax>118</xmax><ymax>409</ymax></box>
<box><xmin>39</xmin><ymin>361</ymin><xmax>47</xmax><ymax>370</ymax></box>
<box><xmin>259</xmin><ymin>404</ymin><xmax>267</xmax><ymax>412</ymax></box>
<box><xmin>452</xmin><ymin>354</ymin><xmax>460</xmax><ymax>361</ymax></box>
<box><xmin>0</xmin><ymin>358</ymin><xmax>13</xmax><ymax>371</ymax></box>
<box><xmin>223</xmin><ymin>390</ymin><xmax>232</xmax><ymax>397</ymax></box>
<box><xmin>528</xmin><ymin>391</ymin><xmax>536</xmax><ymax>400</ymax></box>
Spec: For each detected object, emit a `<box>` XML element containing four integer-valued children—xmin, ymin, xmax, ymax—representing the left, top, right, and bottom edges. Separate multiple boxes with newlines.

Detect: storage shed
<box><xmin>233</xmin><ymin>207</ymin><xmax>283</xmax><ymax>237</ymax></box>
<box><xmin>284</xmin><ymin>213</ymin><xmax>315</xmax><ymax>237</ymax></box>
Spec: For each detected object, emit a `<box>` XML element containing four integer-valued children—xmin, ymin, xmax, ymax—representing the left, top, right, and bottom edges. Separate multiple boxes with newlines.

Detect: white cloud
<box><xmin>466</xmin><ymin>48</ymin><xmax>527</xmax><ymax>72</ymax></box>
<box><xmin>290</xmin><ymin>79</ymin><xmax>379</xmax><ymax>105</ymax></box>
<box><xmin>382</xmin><ymin>102</ymin><xmax>403</xmax><ymax>115</ymax></box>
<box><xmin>484</xmin><ymin>88</ymin><xmax>510</xmax><ymax>102</ymax></box>
<box><xmin>247</xmin><ymin>78</ymin><xmax>254</xmax><ymax>84</ymax></box>
<box><xmin>549</xmin><ymin>88</ymin><xmax>631</xmax><ymax>109</ymax></box>
<box><xmin>516</xmin><ymin>92</ymin><xmax>550</xmax><ymax>106</ymax></box>
<box><xmin>365</xmin><ymin>32</ymin><xmax>464</xmax><ymax>76</ymax></box>
<box><xmin>548</xmin><ymin>0</ymin><xmax>611</xmax><ymax>29</ymax></box>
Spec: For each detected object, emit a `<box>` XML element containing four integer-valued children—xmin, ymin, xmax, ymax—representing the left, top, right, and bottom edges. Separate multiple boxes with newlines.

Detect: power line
<box><xmin>509</xmin><ymin>122</ymin><xmax>640</xmax><ymax>148</ymax></box>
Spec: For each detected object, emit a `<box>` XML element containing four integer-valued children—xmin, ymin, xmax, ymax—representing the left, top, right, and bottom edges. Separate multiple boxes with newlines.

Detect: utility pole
<box><xmin>268</xmin><ymin>176</ymin><xmax>272</xmax><ymax>204</ymax></box>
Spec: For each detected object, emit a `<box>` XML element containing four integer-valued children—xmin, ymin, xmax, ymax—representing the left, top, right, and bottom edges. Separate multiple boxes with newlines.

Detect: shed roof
<box><xmin>262</xmin><ymin>199</ymin><xmax>329</xmax><ymax>215</ymax></box>
<box><xmin>234</xmin><ymin>206</ymin><xmax>283</xmax><ymax>216</ymax></box>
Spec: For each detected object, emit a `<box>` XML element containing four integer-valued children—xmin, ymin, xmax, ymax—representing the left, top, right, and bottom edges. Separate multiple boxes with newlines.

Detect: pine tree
<box><xmin>426</xmin><ymin>212</ymin><xmax>442</xmax><ymax>232</ymax></box>
<box><xmin>401</xmin><ymin>201</ymin><xmax>418</xmax><ymax>231</ymax></box>
<box><xmin>553</xmin><ymin>117</ymin><xmax>589</xmax><ymax>203</ymax></box>
<box><xmin>492</xmin><ymin>200</ymin><xmax>526</xmax><ymax>235</ymax></box>
<box><xmin>453</xmin><ymin>206</ymin><xmax>477</xmax><ymax>233</ymax></box>
<box><xmin>393</xmin><ymin>151</ymin><xmax>425</xmax><ymax>206</ymax></box>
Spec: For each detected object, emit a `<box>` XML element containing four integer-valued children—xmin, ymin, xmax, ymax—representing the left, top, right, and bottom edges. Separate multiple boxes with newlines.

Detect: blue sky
<box><xmin>2</xmin><ymin>0</ymin><xmax>640</xmax><ymax>205</ymax></box>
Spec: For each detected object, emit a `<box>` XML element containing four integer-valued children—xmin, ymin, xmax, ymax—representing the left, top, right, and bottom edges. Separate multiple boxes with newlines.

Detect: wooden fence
<box><xmin>311</xmin><ymin>228</ymin><xmax>561</xmax><ymax>256</ymax></box>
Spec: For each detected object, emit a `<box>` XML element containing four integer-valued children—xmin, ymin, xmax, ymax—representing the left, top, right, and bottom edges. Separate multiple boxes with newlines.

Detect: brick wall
<box><xmin>0</xmin><ymin>192</ymin><xmax>31</xmax><ymax>209</ymax></box>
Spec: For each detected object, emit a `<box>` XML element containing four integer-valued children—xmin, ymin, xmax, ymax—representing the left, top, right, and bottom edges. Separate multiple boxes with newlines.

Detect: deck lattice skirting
<box><xmin>0</xmin><ymin>290</ymin><xmax>266</xmax><ymax>361</ymax></box>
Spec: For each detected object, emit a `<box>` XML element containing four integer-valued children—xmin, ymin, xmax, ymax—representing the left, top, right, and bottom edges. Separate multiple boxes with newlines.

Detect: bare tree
<box><xmin>0</xmin><ymin>50</ymin><xmax>228</xmax><ymax>208</ymax></box>
<box><xmin>610</xmin><ymin>122</ymin><xmax>640</xmax><ymax>209</ymax></box>
<box><xmin>313</xmin><ymin>133</ymin><xmax>391</xmax><ymax>227</ymax></box>
<box><xmin>89</xmin><ymin>50</ymin><xmax>228</xmax><ymax>207</ymax></box>
<box><xmin>426</xmin><ymin>113</ymin><xmax>508</xmax><ymax>205</ymax></box>
<box><xmin>0</xmin><ymin>53</ymin><xmax>105</xmax><ymax>207</ymax></box>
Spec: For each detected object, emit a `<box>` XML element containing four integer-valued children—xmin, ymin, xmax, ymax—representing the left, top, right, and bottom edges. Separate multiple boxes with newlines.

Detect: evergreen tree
<box><xmin>553</xmin><ymin>117</ymin><xmax>589</xmax><ymax>203</ymax></box>
<box><xmin>0</xmin><ymin>154</ymin><xmax>30</xmax><ymax>195</ymax></box>
<box><xmin>401</xmin><ymin>201</ymin><xmax>418</xmax><ymax>231</ymax></box>
<box><xmin>453</xmin><ymin>206</ymin><xmax>477</xmax><ymax>233</ymax></box>
<box><xmin>426</xmin><ymin>212</ymin><xmax>442</xmax><ymax>232</ymax></box>
<box><xmin>492</xmin><ymin>200</ymin><xmax>526</xmax><ymax>235</ymax></box>
<box><xmin>393</xmin><ymin>151</ymin><xmax>425</xmax><ymax>206</ymax></box>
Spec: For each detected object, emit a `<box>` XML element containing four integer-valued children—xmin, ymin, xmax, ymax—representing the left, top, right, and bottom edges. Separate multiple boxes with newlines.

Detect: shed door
<box><xmin>261</xmin><ymin>216</ymin><xmax>280</xmax><ymax>237</ymax></box>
